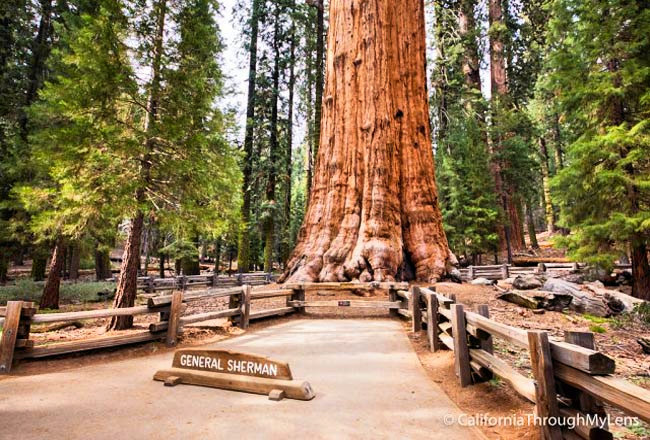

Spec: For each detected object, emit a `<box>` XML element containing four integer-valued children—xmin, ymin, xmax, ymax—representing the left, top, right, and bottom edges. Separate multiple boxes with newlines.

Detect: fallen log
<box><xmin>497</xmin><ymin>290</ymin><xmax>572</xmax><ymax>311</ymax></box>
<box><xmin>582</xmin><ymin>282</ymin><xmax>644</xmax><ymax>313</ymax></box>
<box><xmin>639</xmin><ymin>338</ymin><xmax>650</xmax><ymax>354</ymax></box>
<box><xmin>543</xmin><ymin>278</ymin><xmax>610</xmax><ymax>317</ymax></box>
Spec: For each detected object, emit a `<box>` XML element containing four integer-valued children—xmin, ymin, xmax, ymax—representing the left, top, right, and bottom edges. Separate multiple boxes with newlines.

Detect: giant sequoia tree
<box><xmin>282</xmin><ymin>0</ymin><xmax>454</xmax><ymax>283</ymax></box>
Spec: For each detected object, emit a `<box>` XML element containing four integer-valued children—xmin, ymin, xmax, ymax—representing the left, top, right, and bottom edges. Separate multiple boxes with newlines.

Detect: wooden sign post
<box><xmin>154</xmin><ymin>349</ymin><xmax>315</xmax><ymax>401</ymax></box>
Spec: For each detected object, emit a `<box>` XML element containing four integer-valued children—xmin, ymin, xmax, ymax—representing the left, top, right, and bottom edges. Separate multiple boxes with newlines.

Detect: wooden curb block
<box><xmin>268</xmin><ymin>389</ymin><xmax>285</xmax><ymax>401</ymax></box>
<box><xmin>153</xmin><ymin>368</ymin><xmax>315</xmax><ymax>401</ymax></box>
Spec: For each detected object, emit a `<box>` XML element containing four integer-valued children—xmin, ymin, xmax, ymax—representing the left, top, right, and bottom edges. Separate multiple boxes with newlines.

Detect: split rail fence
<box><xmin>459</xmin><ymin>263</ymin><xmax>632</xmax><ymax>282</ymax></box>
<box><xmin>0</xmin><ymin>281</ymin><xmax>408</xmax><ymax>374</ymax></box>
<box><xmin>108</xmin><ymin>271</ymin><xmax>275</xmax><ymax>293</ymax></box>
<box><xmin>400</xmin><ymin>285</ymin><xmax>650</xmax><ymax>439</ymax></box>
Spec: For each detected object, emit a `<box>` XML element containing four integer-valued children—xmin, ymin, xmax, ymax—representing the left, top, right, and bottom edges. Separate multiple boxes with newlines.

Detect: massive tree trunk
<box><xmin>237</xmin><ymin>0</ymin><xmax>261</xmax><ymax>273</ymax></box>
<box><xmin>281</xmin><ymin>0</ymin><xmax>454</xmax><ymax>283</ymax></box>
<box><xmin>40</xmin><ymin>239</ymin><xmax>64</xmax><ymax>309</ymax></box>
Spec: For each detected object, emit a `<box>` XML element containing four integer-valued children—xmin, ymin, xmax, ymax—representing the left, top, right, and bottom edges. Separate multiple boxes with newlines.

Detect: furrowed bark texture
<box><xmin>282</xmin><ymin>0</ymin><xmax>453</xmax><ymax>283</ymax></box>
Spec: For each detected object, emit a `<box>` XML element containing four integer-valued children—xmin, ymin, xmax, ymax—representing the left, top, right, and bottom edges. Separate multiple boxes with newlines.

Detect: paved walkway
<box><xmin>0</xmin><ymin>319</ymin><xmax>482</xmax><ymax>439</ymax></box>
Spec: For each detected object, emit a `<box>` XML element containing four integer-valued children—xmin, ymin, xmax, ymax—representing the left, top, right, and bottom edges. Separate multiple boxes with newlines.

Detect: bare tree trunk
<box><xmin>539</xmin><ymin>137</ymin><xmax>555</xmax><ymax>233</ymax></box>
<box><xmin>31</xmin><ymin>248</ymin><xmax>48</xmax><ymax>281</ymax></box>
<box><xmin>237</xmin><ymin>0</ymin><xmax>261</xmax><ymax>273</ymax></box>
<box><xmin>281</xmin><ymin>0</ymin><xmax>454</xmax><ymax>283</ymax></box>
<box><xmin>632</xmin><ymin>244</ymin><xmax>650</xmax><ymax>300</ymax></box>
<box><xmin>459</xmin><ymin>0</ymin><xmax>480</xmax><ymax>91</ymax></box>
<box><xmin>284</xmin><ymin>9</ymin><xmax>297</xmax><ymax>264</ymax></box>
<box><xmin>526</xmin><ymin>202</ymin><xmax>539</xmax><ymax>249</ymax></box>
<box><xmin>94</xmin><ymin>245</ymin><xmax>112</xmax><ymax>281</ymax></box>
<box><xmin>263</xmin><ymin>6</ymin><xmax>281</xmax><ymax>273</ymax></box>
<box><xmin>69</xmin><ymin>242</ymin><xmax>80</xmax><ymax>280</ymax></box>
<box><xmin>313</xmin><ymin>0</ymin><xmax>325</xmax><ymax>172</ymax></box>
<box><xmin>489</xmin><ymin>0</ymin><xmax>524</xmax><ymax>253</ymax></box>
<box><xmin>40</xmin><ymin>239</ymin><xmax>64</xmax><ymax>309</ymax></box>
<box><xmin>108</xmin><ymin>212</ymin><xmax>144</xmax><ymax>329</ymax></box>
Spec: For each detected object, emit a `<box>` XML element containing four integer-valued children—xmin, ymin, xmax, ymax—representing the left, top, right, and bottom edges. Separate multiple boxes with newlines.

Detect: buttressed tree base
<box><xmin>282</xmin><ymin>0</ymin><xmax>455</xmax><ymax>283</ymax></box>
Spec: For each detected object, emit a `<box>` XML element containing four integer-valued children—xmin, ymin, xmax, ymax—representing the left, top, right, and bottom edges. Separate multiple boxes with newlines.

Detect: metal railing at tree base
<box><xmin>399</xmin><ymin>285</ymin><xmax>649</xmax><ymax>439</ymax></box>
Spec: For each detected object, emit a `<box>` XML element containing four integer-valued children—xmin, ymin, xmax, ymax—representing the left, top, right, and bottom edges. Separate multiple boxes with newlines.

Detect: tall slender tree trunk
<box><xmin>20</xmin><ymin>0</ymin><xmax>53</xmax><ymax>140</ymax></box>
<box><xmin>459</xmin><ymin>0</ymin><xmax>480</xmax><ymax>91</ymax></box>
<box><xmin>108</xmin><ymin>0</ymin><xmax>166</xmax><ymax>330</ymax></box>
<box><xmin>237</xmin><ymin>0</ymin><xmax>261</xmax><ymax>273</ymax></box>
<box><xmin>312</xmin><ymin>0</ymin><xmax>325</xmax><ymax>176</ymax></box>
<box><xmin>31</xmin><ymin>247</ymin><xmax>48</xmax><ymax>281</ymax></box>
<box><xmin>538</xmin><ymin>137</ymin><xmax>555</xmax><ymax>233</ymax></box>
<box><xmin>40</xmin><ymin>239</ymin><xmax>64</xmax><ymax>309</ymax></box>
<box><xmin>488</xmin><ymin>0</ymin><xmax>524</xmax><ymax>253</ymax></box>
<box><xmin>432</xmin><ymin>0</ymin><xmax>448</xmax><ymax>142</ymax></box>
<box><xmin>281</xmin><ymin>0</ymin><xmax>454</xmax><ymax>283</ymax></box>
<box><xmin>284</xmin><ymin>10</ymin><xmax>297</xmax><ymax>264</ymax></box>
<box><xmin>305</xmin><ymin>29</ymin><xmax>315</xmax><ymax>201</ymax></box>
<box><xmin>214</xmin><ymin>238</ymin><xmax>222</xmax><ymax>274</ymax></box>
<box><xmin>69</xmin><ymin>242</ymin><xmax>80</xmax><ymax>281</ymax></box>
<box><xmin>525</xmin><ymin>202</ymin><xmax>539</xmax><ymax>249</ymax></box>
<box><xmin>94</xmin><ymin>245</ymin><xmax>112</xmax><ymax>281</ymax></box>
<box><xmin>263</xmin><ymin>7</ymin><xmax>282</xmax><ymax>273</ymax></box>
<box><xmin>632</xmin><ymin>244</ymin><xmax>650</xmax><ymax>300</ymax></box>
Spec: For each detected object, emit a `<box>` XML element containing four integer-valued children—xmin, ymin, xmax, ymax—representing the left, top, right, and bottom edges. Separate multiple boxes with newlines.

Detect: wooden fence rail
<box><xmin>0</xmin><ymin>281</ymin><xmax>410</xmax><ymax>373</ymax></box>
<box><xmin>105</xmin><ymin>271</ymin><xmax>275</xmax><ymax>293</ymax></box>
<box><xmin>459</xmin><ymin>263</ymin><xmax>631</xmax><ymax>282</ymax></box>
<box><xmin>402</xmin><ymin>285</ymin><xmax>650</xmax><ymax>439</ymax></box>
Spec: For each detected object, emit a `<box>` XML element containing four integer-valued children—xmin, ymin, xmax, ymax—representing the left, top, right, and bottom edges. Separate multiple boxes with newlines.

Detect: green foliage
<box><xmin>546</xmin><ymin>0</ymin><xmax>650</xmax><ymax>269</ymax></box>
<box><xmin>589</xmin><ymin>324</ymin><xmax>607</xmax><ymax>333</ymax></box>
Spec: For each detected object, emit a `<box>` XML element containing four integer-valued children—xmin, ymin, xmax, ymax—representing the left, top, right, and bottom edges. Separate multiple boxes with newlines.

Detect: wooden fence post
<box><xmin>536</xmin><ymin>263</ymin><xmax>546</xmax><ymax>275</ymax></box>
<box><xmin>0</xmin><ymin>301</ymin><xmax>23</xmax><ymax>374</ymax></box>
<box><xmin>212</xmin><ymin>270</ymin><xmax>219</xmax><ymax>287</ymax></box>
<box><xmin>528</xmin><ymin>330</ymin><xmax>563</xmax><ymax>440</ymax></box>
<box><xmin>468</xmin><ymin>266</ymin><xmax>475</xmax><ymax>280</ymax></box>
<box><xmin>240</xmin><ymin>285</ymin><xmax>251</xmax><ymax>329</ymax></box>
<box><xmin>563</xmin><ymin>331</ymin><xmax>608</xmax><ymax>423</ymax></box>
<box><xmin>166</xmin><ymin>291</ymin><xmax>183</xmax><ymax>347</ymax></box>
<box><xmin>289</xmin><ymin>288</ymin><xmax>305</xmax><ymax>314</ymax></box>
<box><xmin>501</xmin><ymin>263</ymin><xmax>510</xmax><ymax>280</ymax></box>
<box><xmin>388</xmin><ymin>289</ymin><xmax>399</xmax><ymax>318</ymax></box>
<box><xmin>451</xmin><ymin>304</ymin><xmax>472</xmax><ymax>387</ymax></box>
<box><xmin>426</xmin><ymin>293</ymin><xmax>440</xmax><ymax>352</ymax></box>
<box><xmin>476</xmin><ymin>304</ymin><xmax>493</xmax><ymax>354</ymax></box>
<box><xmin>410</xmin><ymin>286</ymin><xmax>422</xmax><ymax>332</ymax></box>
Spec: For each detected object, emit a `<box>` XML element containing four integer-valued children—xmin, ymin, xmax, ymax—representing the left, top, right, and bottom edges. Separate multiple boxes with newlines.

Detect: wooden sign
<box><xmin>155</xmin><ymin>348</ymin><xmax>315</xmax><ymax>401</ymax></box>
<box><xmin>172</xmin><ymin>349</ymin><xmax>292</xmax><ymax>380</ymax></box>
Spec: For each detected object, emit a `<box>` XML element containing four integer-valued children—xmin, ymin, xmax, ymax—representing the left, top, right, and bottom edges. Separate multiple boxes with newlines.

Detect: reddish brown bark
<box><xmin>107</xmin><ymin>212</ymin><xmax>144</xmax><ymax>330</ymax></box>
<box><xmin>488</xmin><ymin>0</ymin><xmax>525</xmax><ymax>253</ymax></box>
<box><xmin>281</xmin><ymin>0</ymin><xmax>454</xmax><ymax>283</ymax></box>
<box><xmin>40</xmin><ymin>239</ymin><xmax>65</xmax><ymax>309</ymax></box>
<box><xmin>631</xmin><ymin>244</ymin><xmax>650</xmax><ymax>300</ymax></box>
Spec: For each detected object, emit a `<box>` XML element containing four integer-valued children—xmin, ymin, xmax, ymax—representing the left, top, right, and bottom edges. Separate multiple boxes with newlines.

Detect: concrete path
<box><xmin>0</xmin><ymin>319</ymin><xmax>481</xmax><ymax>439</ymax></box>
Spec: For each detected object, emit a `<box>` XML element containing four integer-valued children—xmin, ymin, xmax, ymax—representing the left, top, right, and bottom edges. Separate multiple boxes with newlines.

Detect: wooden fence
<box><xmin>107</xmin><ymin>271</ymin><xmax>275</xmax><ymax>293</ymax></box>
<box><xmin>399</xmin><ymin>285</ymin><xmax>650</xmax><ymax>439</ymax></box>
<box><xmin>0</xmin><ymin>282</ymin><xmax>408</xmax><ymax>373</ymax></box>
<box><xmin>459</xmin><ymin>263</ymin><xmax>632</xmax><ymax>281</ymax></box>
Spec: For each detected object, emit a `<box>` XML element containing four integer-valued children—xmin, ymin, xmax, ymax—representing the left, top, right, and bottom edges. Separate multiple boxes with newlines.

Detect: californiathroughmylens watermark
<box><xmin>443</xmin><ymin>413</ymin><xmax>640</xmax><ymax>430</ymax></box>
